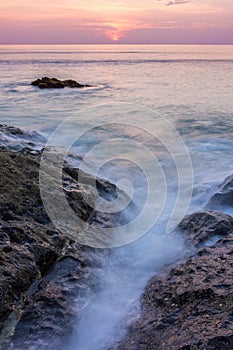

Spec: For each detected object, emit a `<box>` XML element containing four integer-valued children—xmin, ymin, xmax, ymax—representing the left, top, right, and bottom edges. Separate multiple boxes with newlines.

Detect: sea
<box><xmin>0</xmin><ymin>44</ymin><xmax>233</xmax><ymax>349</ymax></box>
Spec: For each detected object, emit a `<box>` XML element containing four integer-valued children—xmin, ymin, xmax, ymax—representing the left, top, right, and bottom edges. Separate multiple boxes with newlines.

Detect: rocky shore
<box><xmin>0</xmin><ymin>125</ymin><xmax>233</xmax><ymax>349</ymax></box>
<box><xmin>0</xmin><ymin>125</ymin><xmax>121</xmax><ymax>349</ymax></box>
<box><xmin>112</xmin><ymin>215</ymin><xmax>233</xmax><ymax>347</ymax></box>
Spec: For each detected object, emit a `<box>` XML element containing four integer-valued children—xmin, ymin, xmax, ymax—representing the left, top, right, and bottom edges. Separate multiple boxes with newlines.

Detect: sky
<box><xmin>0</xmin><ymin>0</ymin><xmax>232</xmax><ymax>44</ymax></box>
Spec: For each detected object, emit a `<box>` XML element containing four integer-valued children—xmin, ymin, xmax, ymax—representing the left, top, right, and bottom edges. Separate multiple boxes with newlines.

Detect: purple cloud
<box><xmin>166</xmin><ymin>0</ymin><xmax>191</xmax><ymax>6</ymax></box>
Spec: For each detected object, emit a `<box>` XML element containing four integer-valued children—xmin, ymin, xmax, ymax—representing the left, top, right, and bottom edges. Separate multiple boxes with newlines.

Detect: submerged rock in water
<box><xmin>113</xmin><ymin>211</ymin><xmax>233</xmax><ymax>350</ymax></box>
<box><xmin>31</xmin><ymin>77</ymin><xmax>92</xmax><ymax>89</ymax></box>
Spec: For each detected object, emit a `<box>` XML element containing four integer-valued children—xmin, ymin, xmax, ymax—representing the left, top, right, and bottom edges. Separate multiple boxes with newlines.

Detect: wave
<box><xmin>0</xmin><ymin>124</ymin><xmax>45</xmax><ymax>151</ymax></box>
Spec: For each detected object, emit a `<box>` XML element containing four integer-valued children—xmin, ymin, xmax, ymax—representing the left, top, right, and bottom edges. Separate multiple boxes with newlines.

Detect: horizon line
<box><xmin>1</xmin><ymin>43</ymin><xmax>233</xmax><ymax>45</ymax></box>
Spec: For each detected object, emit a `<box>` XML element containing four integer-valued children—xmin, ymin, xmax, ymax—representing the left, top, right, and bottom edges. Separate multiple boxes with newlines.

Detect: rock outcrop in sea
<box><xmin>31</xmin><ymin>77</ymin><xmax>92</xmax><ymax>89</ymax></box>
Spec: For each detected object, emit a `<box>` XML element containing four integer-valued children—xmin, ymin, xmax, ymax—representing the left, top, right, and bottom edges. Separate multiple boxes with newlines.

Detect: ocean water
<box><xmin>1</xmin><ymin>44</ymin><xmax>233</xmax><ymax>349</ymax></box>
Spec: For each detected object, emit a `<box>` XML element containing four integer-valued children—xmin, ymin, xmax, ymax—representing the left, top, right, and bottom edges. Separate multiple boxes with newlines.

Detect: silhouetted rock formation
<box><xmin>31</xmin><ymin>77</ymin><xmax>92</xmax><ymax>89</ymax></box>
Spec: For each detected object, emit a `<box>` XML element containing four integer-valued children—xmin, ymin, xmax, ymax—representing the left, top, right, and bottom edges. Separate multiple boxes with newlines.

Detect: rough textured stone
<box><xmin>179</xmin><ymin>210</ymin><xmax>233</xmax><ymax>246</ymax></box>
<box><xmin>207</xmin><ymin>174</ymin><xmax>233</xmax><ymax>209</ymax></box>
<box><xmin>0</xmin><ymin>141</ymin><xmax>118</xmax><ymax>349</ymax></box>
<box><xmin>112</xmin><ymin>211</ymin><xmax>233</xmax><ymax>350</ymax></box>
<box><xmin>31</xmin><ymin>77</ymin><xmax>92</xmax><ymax>89</ymax></box>
<box><xmin>2</xmin><ymin>124</ymin><xmax>233</xmax><ymax>350</ymax></box>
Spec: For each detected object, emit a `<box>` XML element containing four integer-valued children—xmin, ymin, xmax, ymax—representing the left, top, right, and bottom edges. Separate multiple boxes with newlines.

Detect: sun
<box><xmin>104</xmin><ymin>19</ymin><xmax>132</xmax><ymax>42</ymax></box>
<box><xmin>106</xmin><ymin>30</ymin><xmax>123</xmax><ymax>42</ymax></box>
<box><xmin>112</xmin><ymin>34</ymin><xmax>120</xmax><ymax>42</ymax></box>
<box><xmin>113</xmin><ymin>32</ymin><xmax>122</xmax><ymax>41</ymax></box>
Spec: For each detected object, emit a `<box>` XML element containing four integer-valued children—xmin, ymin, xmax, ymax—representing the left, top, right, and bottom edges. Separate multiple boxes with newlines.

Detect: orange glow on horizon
<box><xmin>104</xmin><ymin>19</ymin><xmax>134</xmax><ymax>42</ymax></box>
<box><xmin>0</xmin><ymin>0</ymin><xmax>232</xmax><ymax>44</ymax></box>
<box><xmin>106</xmin><ymin>30</ymin><xmax>123</xmax><ymax>42</ymax></box>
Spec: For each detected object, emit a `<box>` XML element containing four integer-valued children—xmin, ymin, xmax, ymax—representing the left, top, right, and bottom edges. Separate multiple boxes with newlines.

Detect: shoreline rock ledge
<box><xmin>112</xmin><ymin>209</ymin><xmax>233</xmax><ymax>350</ymax></box>
<box><xmin>0</xmin><ymin>125</ymin><xmax>128</xmax><ymax>350</ymax></box>
<box><xmin>31</xmin><ymin>77</ymin><xmax>92</xmax><ymax>89</ymax></box>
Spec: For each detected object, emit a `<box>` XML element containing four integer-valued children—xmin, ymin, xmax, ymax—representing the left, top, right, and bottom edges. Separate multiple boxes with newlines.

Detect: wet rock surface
<box><xmin>0</xmin><ymin>138</ymin><xmax>121</xmax><ymax>349</ymax></box>
<box><xmin>3</xmin><ymin>248</ymin><xmax>110</xmax><ymax>350</ymax></box>
<box><xmin>0</xmin><ymin>124</ymin><xmax>45</xmax><ymax>151</ymax></box>
<box><xmin>207</xmin><ymin>174</ymin><xmax>233</xmax><ymax>209</ymax></box>
<box><xmin>179</xmin><ymin>210</ymin><xmax>233</xmax><ymax>247</ymax></box>
<box><xmin>113</xmin><ymin>209</ymin><xmax>233</xmax><ymax>350</ymax></box>
<box><xmin>31</xmin><ymin>77</ymin><xmax>92</xmax><ymax>89</ymax></box>
<box><xmin>1</xmin><ymin>126</ymin><xmax>233</xmax><ymax>350</ymax></box>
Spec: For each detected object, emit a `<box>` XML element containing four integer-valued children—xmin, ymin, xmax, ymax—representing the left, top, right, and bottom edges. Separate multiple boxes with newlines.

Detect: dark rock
<box><xmin>63</xmin><ymin>79</ymin><xmax>90</xmax><ymax>88</ymax></box>
<box><xmin>0</xmin><ymin>149</ymin><xmax>50</xmax><ymax>224</ymax></box>
<box><xmin>207</xmin><ymin>174</ymin><xmax>233</xmax><ymax>209</ymax></box>
<box><xmin>5</xmin><ymin>248</ymin><xmax>110</xmax><ymax>350</ymax></box>
<box><xmin>111</xmin><ymin>210</ymin><xmax>233</xmax><ymax>350</ymax></box>
<box><xmin>0</xmin><ymin>124</ymin><xmax>45</xmax><ymax>152</ymax></box>
<box><xmin>31</xmin><ymin>77</ymin><xmax>65</xmax><ymax>89</ymax></box>
<box><xmin>179</xmin><ymin>210</ymin><xmax>233</xmax><ymax>246</ymax></box>
<box><xmin>0</xmin><ymin>135</ymin><xmax>120</xmax><ymax>349</ymax></box>
<box><xmin>1</xmin><ymin>124</ymin><xmax>233</xmax><ymax>350</ymax></box>
<box><xmin>31</xmin><ymin>77</ymin><xmax>92</xmax><ymax>89</ymax></box>
<box><xmin>0</xmin><ymin>222</ymin><xmax>64</xmax><ymax>332</ymax></box>
<box><xmin>0</xmin><ymin>124</ymin><xmax>26</xmax><ymax>136</ymax></box>
<box><xmin>113</xmin><ymin>233</ymin><xmax>233</xmax><ymax>350</ymax></box>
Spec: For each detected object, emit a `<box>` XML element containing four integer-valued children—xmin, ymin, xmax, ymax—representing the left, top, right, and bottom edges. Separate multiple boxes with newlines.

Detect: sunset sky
<box><xmin>0</xmin><ymin>0</ymin><xmax>232</xmax><ymax>44</ymax></box>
